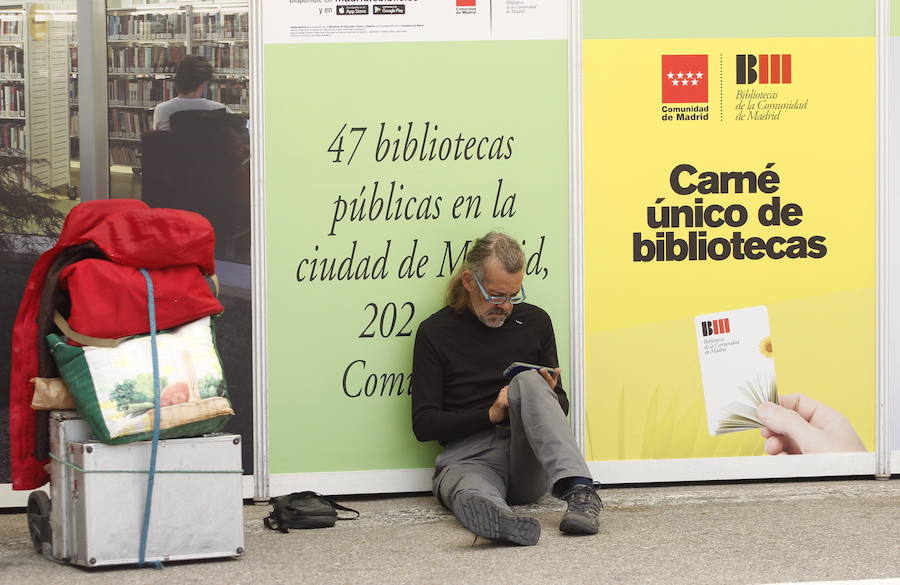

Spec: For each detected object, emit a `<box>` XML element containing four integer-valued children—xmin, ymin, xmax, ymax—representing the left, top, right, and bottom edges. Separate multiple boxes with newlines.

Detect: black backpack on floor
<box><xmin>263</xmin><ymin>491</ymin><xmax>360</xmax><ymax>532</ymax></box>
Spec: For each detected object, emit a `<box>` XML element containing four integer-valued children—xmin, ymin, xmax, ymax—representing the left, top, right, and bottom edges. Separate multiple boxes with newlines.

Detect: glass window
<box><xmin>106</xmin><ymin>0</ymin><xmax>253</xmax><ymax>474</ymax></box>
<box><xmin>106</xmin><ymin>0</ymin><xmax>250</xmax><ymax>263</ymax></box>
<box><xmin>0</xmin><ymin>0</ymin><xmax>79</xmax><ymax>485</ymax></box>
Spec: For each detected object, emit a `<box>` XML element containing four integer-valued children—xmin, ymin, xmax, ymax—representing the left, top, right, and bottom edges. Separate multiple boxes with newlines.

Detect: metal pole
<box><xmin>249</xmin><ymin>0</ymin><xmax>270</xmax><ymax>501</ymax></box>
<box><xmin>568</xmin><ymin>0</ymin><xmax>586</xmax><ymax>457</ymax></box>
<box><xmin>876</xmin><ymin>0</ymin><xmax>891</xmax><ymax>479</ymax></box>
<box><xmin>76</xmin><ymin>0</ymin><xmax>109</xmax><ymax>200</ymax></box>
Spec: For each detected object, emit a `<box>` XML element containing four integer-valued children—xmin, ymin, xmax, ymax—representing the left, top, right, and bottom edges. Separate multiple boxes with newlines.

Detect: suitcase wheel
<box><xmin>27</xmin><ymin>491</ymin><xmax>51</xmax><ymax>555</ymax></box>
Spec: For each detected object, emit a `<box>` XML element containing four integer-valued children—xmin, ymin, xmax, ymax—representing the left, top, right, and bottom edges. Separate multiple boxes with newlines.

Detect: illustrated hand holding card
<box><xmin>694</xmin><ymin>305</ymin><xmax>778</xmax><ymax>435</ymax></box>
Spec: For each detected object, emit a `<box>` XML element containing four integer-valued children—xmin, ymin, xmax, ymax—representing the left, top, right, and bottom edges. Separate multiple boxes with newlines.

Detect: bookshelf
<box><xmin>0</xmin><ymin>4</ymin><xmax>71</xmax><ymax>193</ymax></box>
<box><xmin>106</xmin><ymin>2</ymin><xmax>250</xmax><ymax>170</ymax></box>
<box><xmin>68</xmin><ymin>15</ymin><xmax>77</xmax><ymax>166</ymax></box>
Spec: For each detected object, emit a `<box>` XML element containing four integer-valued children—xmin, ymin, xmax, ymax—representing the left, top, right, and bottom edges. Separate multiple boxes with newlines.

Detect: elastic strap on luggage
<box><xmin>208</xmin><ymin>273</ymin><xmax>220</xmax><ymax>297</ymax></box>
<box><xmin>53</xmin><ymin>311</ymin><xmax>128</xmax><ymax>348</ymax></box>
<box><xmin>138</xmin><ymin>268</ymin><xmax>163</xmax><ymax>569</ymax></box>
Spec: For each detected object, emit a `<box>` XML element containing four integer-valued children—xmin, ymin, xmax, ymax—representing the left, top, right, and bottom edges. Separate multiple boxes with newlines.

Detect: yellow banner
<box><xmin>584</xmin><ymin>38</ymin><xmax>875</xmax><ymax>461</ymax></box>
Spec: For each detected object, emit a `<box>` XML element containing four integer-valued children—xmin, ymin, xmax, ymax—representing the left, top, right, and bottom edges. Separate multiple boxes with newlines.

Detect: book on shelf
<box><xmin>110</xmin><ymin>144</ymin><xmax>141</xmax><ymax>167</ymax></box>
<box><xmin>0</xmin><ymin>120</ymin><xmax>25</xmax><ymax>153</ymax></box>
<box><xmin>108</xmin><ymin>108</ymin><xmax>152</xmax><ymax>140</ymax></box>
<box><xmin>108</xmin><ymin>44</ymin><xmax>186</xmax><ymax>74</ymax></box>
<box><xmin>106</xmin><ymin>78</ymin><xmax>248</xmax><ymax>112</ymax></box>
<box><xmin>0</xmin><ymin>83</ymin><xmax>25</xmax><ymax>117</ymax></box>
<box><xmin>0</xmin><ymin>46</ymin><xmax>23</xmax><ymax>79</ymax></box>
<box><xmin>207</xmin><ymin>80</ymin><xmax>248</xmax><ymax>109</ymax></box>
<box><xmin>191</xmin><ymin>44</ymin><xmax>248</xmax><ymax>75</ymax></box>
<box><xmin>0</xmin><ymin>17</ymin><xmax>21</xmax><ymax>41</ymax></box>
<box><xmin>192</xmin><ymin>11</ymin><xmax>249</xmax><ymax>39</ymax></box>
<box><xmin>108</xmin><ymin>77</ymin><xmax>175</xmax><ymax>106</ymax></box>
<box><xmin>107</xmin><ymin>12</ymin><xmax>188</xmax><ymax>41</ymax></box>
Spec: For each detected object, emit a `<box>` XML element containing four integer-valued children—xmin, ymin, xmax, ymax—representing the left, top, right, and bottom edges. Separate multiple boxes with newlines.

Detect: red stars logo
<box><xmin>662</xmin><ymin>55</ymin><xmax>708</xmax><ymax>104</ymax></box>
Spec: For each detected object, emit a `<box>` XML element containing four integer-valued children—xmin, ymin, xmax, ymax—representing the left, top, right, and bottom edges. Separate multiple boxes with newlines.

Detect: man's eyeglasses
<box><xmin>472</xmin><ymin>272</ymin><xmax>526</xmax><ymax>305</ymax></box>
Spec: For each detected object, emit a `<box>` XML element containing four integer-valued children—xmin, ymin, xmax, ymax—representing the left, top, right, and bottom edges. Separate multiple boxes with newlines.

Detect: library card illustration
<box><xmin>694</xmin><ymin>305</ymin><xmax>778</xmax><ymax>436</ymax></box>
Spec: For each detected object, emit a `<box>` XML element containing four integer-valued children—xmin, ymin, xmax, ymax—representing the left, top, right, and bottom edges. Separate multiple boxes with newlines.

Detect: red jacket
<box><xmin>9</xmin><ymin>199</ymin><xmax>217</xmax><ymax>489</ymax></box>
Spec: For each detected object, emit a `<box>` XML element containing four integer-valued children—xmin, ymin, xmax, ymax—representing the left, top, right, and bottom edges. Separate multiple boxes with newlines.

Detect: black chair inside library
<box><xmin>140</xmin><ymin>108</ymin><xmax>250</xmax><ymax>263</ymax></box>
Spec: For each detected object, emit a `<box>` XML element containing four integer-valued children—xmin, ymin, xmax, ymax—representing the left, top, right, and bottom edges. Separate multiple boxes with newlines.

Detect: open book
<box><xmin>694</xmin><ymin>305</ymin><xmax>779</xmax><ymax>435</ymax></box>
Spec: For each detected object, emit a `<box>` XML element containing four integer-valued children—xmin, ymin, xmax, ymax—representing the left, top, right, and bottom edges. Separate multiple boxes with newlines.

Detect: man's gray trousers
<box><xmin>432</xmin><ymin>370</ymin><xmax>591</xmax><ymax>516</ymax></box>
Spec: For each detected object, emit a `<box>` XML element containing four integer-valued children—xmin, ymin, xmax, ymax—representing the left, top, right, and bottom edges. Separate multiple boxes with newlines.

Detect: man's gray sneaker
<box><xmin>559</xmin><ymin>484</ymin><xmax>603</xmax><ymax>535</ymax></box>
<box><xmin>454</xmin><ymin>492</ymin><xmax>541</xmax><ymax>546</ymax></box>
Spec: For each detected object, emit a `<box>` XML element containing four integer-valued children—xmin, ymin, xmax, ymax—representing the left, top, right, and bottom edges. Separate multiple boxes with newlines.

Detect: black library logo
<box><xmin>701</xmin><ymin>318</ymin><xmax>731</xmax><ymax>337</ymax></box>
<box><xmin>736</xmin><ymin>54</ymin><xmax>792</xmax><ymax>85</ymax></box>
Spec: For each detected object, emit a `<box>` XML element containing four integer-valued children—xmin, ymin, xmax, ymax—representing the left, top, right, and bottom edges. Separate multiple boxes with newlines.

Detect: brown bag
<box><xmin>30</xmin><ymin>377</ymin><xmax>76</xmax><ymax>410</ymax></box>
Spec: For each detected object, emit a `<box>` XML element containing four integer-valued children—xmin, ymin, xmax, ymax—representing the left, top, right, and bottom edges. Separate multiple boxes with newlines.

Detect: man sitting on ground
<box><xmin>411</xmin><ymin>231</ymin><xmax>602</xmax><ymax>546</ymax></box>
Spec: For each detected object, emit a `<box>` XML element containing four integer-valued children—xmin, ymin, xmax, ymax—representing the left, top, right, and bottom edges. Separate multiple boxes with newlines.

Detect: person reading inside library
<box><xmin>153</xmin><ymin>55</ymin><xmax>230</xmax><ymax>131</ymax></box>
<box><xmin>411</xmin><ymin>231</ymin><xmax>602</xmax><ymax>546</ymax></box>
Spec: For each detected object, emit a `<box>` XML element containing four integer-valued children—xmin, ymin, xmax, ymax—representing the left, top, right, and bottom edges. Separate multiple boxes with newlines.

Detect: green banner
<box><xmin>894</xmin><ymin>0</ymin><xmax>900</xmax><ymax>36</ymax></box>
<box><xmin>584</xmin><ymin>0</ymin><xmax>875</xmax><ymax>40</ymax></box>
<box><xmin>264</xmin><ymin>40</ymin><xmax>570</xmax><ymax>474</ymax></box>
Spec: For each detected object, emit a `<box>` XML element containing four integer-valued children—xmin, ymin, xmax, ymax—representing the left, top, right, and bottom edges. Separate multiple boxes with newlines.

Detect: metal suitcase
<box><xmin>44</xmin><ymin>411</ymin><xmax>244</xmax><ymax>567</ymax></box>
<box><xmin>46</xmin><ymin>410</ymin><xmax>93</xmax><ymax>562</ymax></box>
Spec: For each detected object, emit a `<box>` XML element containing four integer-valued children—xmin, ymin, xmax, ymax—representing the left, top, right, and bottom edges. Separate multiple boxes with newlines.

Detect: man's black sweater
<box><xmin>411</xmin><ymin>303</ymin><xmax>568</xmax><ymax>445</ymax></box>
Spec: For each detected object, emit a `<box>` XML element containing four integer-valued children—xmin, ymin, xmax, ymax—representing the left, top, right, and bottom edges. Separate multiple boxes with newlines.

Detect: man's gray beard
<box><xmin>478</xmin><ymin>310</ymin><xmax>509</xmax><ymax>328</ymax></box>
